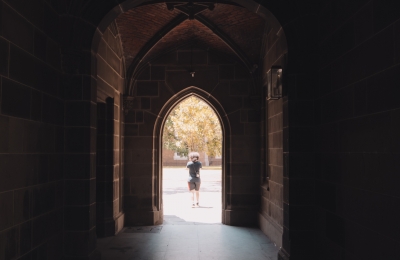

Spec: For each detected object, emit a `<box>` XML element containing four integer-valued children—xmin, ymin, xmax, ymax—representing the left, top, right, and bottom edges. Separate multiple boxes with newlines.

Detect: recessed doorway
<box><xmin>162</xmin><ymin>96</ymin><xmax>222</xmax><ymax>224</ymax></box>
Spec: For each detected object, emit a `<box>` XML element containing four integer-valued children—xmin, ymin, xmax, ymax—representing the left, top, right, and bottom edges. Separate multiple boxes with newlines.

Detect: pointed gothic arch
<box><xmin>90</xmin><ymin>0</ymin><xmax>290</xmax><ymax>257</ymax></box>
<box><xmin>152</xmin><ymin>86</ymin><xmax>231</xmax><ymax>223</ymax></box>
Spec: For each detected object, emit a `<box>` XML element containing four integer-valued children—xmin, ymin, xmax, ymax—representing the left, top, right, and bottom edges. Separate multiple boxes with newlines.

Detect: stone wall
<box><xmin>96</xmin><ymin>21</ymin><xmax>125</xmax><ymax>237</ymax></box>
<box><xmin>258</xmin><ymin>14</ymin><xmax>287</xmax><ymax>248</ymax></box>
<box><xmin>123</xmin><ymin>47</ymin><xmax>261</xmax><ymax>225</ymax></box>
<box><xmin>314</xmin><ymin>1</ymin><xmax>400</xmax><ymax>259</ymax></box>
<box><xmin>1</xmin><ymin>1</ymin><xmax>399</xmax><ymax>259</ymax></box>
<box><xmin>0</xmin><ymin>0</ymin><xmax>63</xmax><ymax>259</ymax></box>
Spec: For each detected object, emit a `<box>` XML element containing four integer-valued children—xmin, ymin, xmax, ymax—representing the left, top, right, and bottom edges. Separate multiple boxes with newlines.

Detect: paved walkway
<box><xmin>163</xmin><ymin>167</ymin><xmax>222</xmax><ymax>224</ymax></box>
<box><xmin>97</xmin><ymin>167</ymin><xmax>279</xmax><ymax>260</ymax></box>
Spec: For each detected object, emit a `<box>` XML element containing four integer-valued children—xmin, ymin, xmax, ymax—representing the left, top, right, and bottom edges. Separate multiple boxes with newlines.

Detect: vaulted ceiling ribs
<box><xmin>116</xmin><ymin>2</ymin><xmax>266</xmax><ymax>83</ymax></box>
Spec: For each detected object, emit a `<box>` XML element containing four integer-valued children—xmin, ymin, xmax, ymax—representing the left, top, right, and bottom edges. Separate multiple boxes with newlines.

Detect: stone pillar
<box><xmin>62</xmin><ymin>48</ymin><xmax>99</xmax><ymax>260</ymax></box>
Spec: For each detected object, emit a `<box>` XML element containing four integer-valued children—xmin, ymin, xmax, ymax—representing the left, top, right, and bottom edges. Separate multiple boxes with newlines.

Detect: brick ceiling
<box><xmin>115</xmin><ymin>2</ymin><xmax>266</xmax><ymax>72</ymax></box>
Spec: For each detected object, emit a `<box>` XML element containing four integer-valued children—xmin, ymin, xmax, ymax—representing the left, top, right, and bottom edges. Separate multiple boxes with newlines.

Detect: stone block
<box><xmin>230</xmin><ymin>81</ymin><xmax>249</xmax><ymax>96</ymax></box>
<box><xmin>231</xmin><ymin>176</ymin><xmax>258</xmax><ymax>193</ymax></box>
<box><xmin>31</xmin><ymin>89</ymin><xmax>42</xmax><ymax>121</ymax></box>
<box><xmin>212</xmin><ymin>82</ymin><xmax>243</xmax><ymax>113</ymax></box>
<box><xmin>269</xmin><ymin>131</ymin><xmax>283</xmax><ymax>149</ymax></box>
<box><xmin>9</xmin><ymin>44</ymin><xmax>44</xmax><ymax>90</ymax></box>
<box><xmin>124</xmin><ymin>136</ymin><xmax>152</xmax><ymax>150</ymax></box>
<box><xmin>219</xmin><ymin>65</ymin><xmax>234</xmax><ymax>80</ymax></box>
<box><xmin>0</xmin><ymin>227</ymin><xmax>18</xmax><ymax>259</ymax></box>
<box><xmin>65</xmin><ymin>127</ymin><xmax>92</xmax><ymax>153</ymax></box>
<box><xmin>141</xmin><ymin>97</ymin><xmax>151</xmax><ymax>109</ymax></box>
<box><xmin>42</xmin><ymin>94</ymin><xmax>64</xmax><ymax>125</ymax></box>
<box><xmin>227</xmin><ymin>111</ymin><xmax>244</xmax><ymax>135</ymax></box>
<box><xmin>64</xmin><ymin>204</ymin><xmax>96</xmax><ymax>231</ymax></box>
<box><xmin>106</xmin><ymin>45</ymin><xmax>121</xmax><ymax>75</ymax></box>
<box><xmin>269</xmin><ymin>165</ymin><xmax>283</xmax><ymax>184</ymax></box>
<box><xmin>268</xmin><ymin>181</ymin><xmax>283</xmax><ymax>206</ymax></box>
<box><xmin>62</xmin><ymin>75</ymin><xmax>82</xmax><ymax>101</ymax></box>
<box><xmin>247</xmin><ymin>110</ymin><xmax>261</xmax><ymax>122</ymax></box>
<box><xmin>14</xmin><ymin>188</ymin><xmax>31</xmax><ymax>225</ymax></box>
<box><xmin>230</xmin><ymin>163</ymin><xmax>252</xmax><ymax>177</ymax></box>
<box><xmin>367</xmin><ymin>65</ymin><xmax>400</xmax><ymax>114</ymax></box>
<box><xmin>234</xmin><ymin>64</ymin><xmax>250</xmax><ymax>80</ymax></box>
<box><xmin>151</xmin><ymin>66</ymin><xmax>165</xmax><ymax>80</ymax></box>
<box><xmin>34</xmin><ymin>29</ymin><xmax>47</xmax><ymax>61</ymax></box>
<box><xmin>268</xmin><ymin>113</ymin><xmax>282</xmax><ymax>134</ymax></box>
<box><xmin>395</xmin><ymin>20</ymin><xmax>400</xmax><ymax>64</ymax></box>
<box><xmin>372</xmin><ymin>0</ymin><xmax>400</xmax><ymax>33</ymax></box>
<box><xmin>166</xmin><ymin>67</ymin><xmax>218</xmax><ymax>92</ymax></box>
<box><xmin>326</xmin><ymin>211</ymin><xmax>345</xmax><ymax>247</ymax></box>
<box><xmin>64</xmin><ymin>179</ymin><xmax>94</xmax><ymax>206</ymax></box>
<box><xmin>96</xmin><ymin>181</ymin><xmax>114</xmax><ymax>202</ymax></box>
<box><xmin>0</xmin><ymin>37</ymin><xmax>9</xmax><ymax>76</ymax></box>
<box><xmin>32</xmin><ymin>184</ymin><xmax>55</xmax><ymax>217</ymax></box>
<box><xmin>136</xmin><ymin>81</ymin><xmax>158</xmax><ymax>96</ymax></box>
<box><xmin>19</xmin><ymin>221</ymin><xmax>32</xmax><ymax>255</ymax></box>
<box><xmin>32</xmin><ymin>211</ymin><xmax>60</xmax><ymax>248</ymax></box>
<box><xmin>244</xmin><ymin>122</ymin><xmax>260</xmax><ymax>136</ymax></box>
<box><xmin>1</xmin><ymin>78</ymin><xmax>31</xmax><ymax>119</ymax></box>
<box><xmin>124</xmin><ymin>163</ymin><xmax>153</xmax><ymax>178</ymax></box>
<box><xmin>0</xmin><ymin>191</ymin><xmax>14</xmax><ymax>231</ymax></box>
<box><xmin>124</xmin><ymin>209</ymin><xmax>162</xmax><ymax>226</ymax></box>
<box><xmin>64</xmin><ymin>154</ymin><xmax>95</xmax><ymax>180</ymax></box>
<box><xmin>137</xmin><ymin>66</ymin><xmax>150</xmax><ymax>80</ymax></box>
<box><xmin>223</xmin><ymin>209</ymin><xmax>257</xmax><ymax>226</ymax></box>
<box><xmin>97</xmin><ymin>57</ymin><xmax>120</xmax><ymax>89</ymax></box>
<box><xmin>230</xmin><ymin>194</ymin><xmax>259</xmax><ymax>208</ymax></box>
<box><xmin>287</xmin><ymin>229</ymin><xmax>315</xmax><ymax>258</ymax></box>
<box><xmin>258</xmin><ymin>213</ymin><xmax>283</xmax><ymax>248</ymax></box>
<box><xmin>66</xmin><ymin>101</ymin><xmax>92</xmax><ymax>127</ymax></box>
<box><xmin>365</xmin><ymin>26</ymin><xmax>394</xmax><ymax>76</ymax></box>
<box><xmin>97</xmin><ymin>201</ymin><xmax>113</xmax><ymax>221</ymax></box>
<box><xmin>2</xmin><ymin>4</ymin><xmax>34</xmax><ymax>53</ymax></box>
<box><xmin>0</xmin><ymin>116</ymin><xmax>13</xmax><ymax>150</ymax></box>
<box><xmin>124</xmin><ymin>124</ymin><xmax>139</xmax><ymax>136</ymax></box>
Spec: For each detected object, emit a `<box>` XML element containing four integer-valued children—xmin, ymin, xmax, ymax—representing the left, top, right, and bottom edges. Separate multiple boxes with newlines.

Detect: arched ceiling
<box><xmin>115</xmin><ymin>1</ymin><xmax>266</xmax><ymax>78</ymax></box>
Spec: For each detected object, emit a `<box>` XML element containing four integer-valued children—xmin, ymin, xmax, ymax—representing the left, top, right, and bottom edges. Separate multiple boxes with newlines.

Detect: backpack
<box><xmin>190</xmin><ymin>162</ymin><xmax>200</xmax><ymax>177</ymax></box>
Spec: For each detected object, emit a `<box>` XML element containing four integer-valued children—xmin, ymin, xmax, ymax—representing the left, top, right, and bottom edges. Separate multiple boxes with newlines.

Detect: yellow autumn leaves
<box><xmin>163</xmin><ymin>96</ymin><xmax>222</xmax><ymax>157</ymax></box>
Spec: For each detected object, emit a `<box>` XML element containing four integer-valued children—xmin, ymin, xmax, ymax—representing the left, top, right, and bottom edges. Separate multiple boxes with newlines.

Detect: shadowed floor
<box><xmin>97</xmin><ymin>167</ymin><xmax>279</xmax><ymax>259</ymax></box>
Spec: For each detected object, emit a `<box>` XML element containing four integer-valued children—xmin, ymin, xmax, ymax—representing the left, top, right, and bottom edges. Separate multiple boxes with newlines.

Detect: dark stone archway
<box><xmin>89</xmin><ymin>1</ymin><xmax>293</xmax><ymax>259</ymax></box>
<box><xmin>152</xmin><ymin>86</ymin><xmax>231</xmax><ymax>224</ymax></box>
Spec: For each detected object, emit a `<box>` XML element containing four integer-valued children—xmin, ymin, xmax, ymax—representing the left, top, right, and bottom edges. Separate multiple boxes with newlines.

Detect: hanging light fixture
<box><xmin>190</xmin><ymin>45</ymin><xmax>195</xmax><ymax>77</ymax></box>
<box><xmin>266</xmin><ymin>66</ymin><xmax>283</xmax><ymax>100</ymax></box>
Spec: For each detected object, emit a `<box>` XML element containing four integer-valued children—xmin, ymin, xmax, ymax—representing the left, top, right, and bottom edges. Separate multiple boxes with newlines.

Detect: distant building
<box><xmin>162</xmin><ymin>149</ymin><xmax>221</xmax><ymax>167</ymax></box>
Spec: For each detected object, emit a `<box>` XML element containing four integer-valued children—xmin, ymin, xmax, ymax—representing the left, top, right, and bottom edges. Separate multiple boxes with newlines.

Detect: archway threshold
<box><xmin>97</xmin><ymin>224</ymin><xmax>279</xmax><ymax>259</ymax></box>
<box><xmin>163</xmin><ymin>167</ymin><xmax>222</xmax><ymax>225</ymax></box>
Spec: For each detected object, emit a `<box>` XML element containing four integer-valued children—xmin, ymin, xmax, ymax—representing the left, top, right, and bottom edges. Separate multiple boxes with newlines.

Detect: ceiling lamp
<box><xmin>266</xmin><ymin>67</ymin><xmax>283</xmax><ymax>100</ymax></box>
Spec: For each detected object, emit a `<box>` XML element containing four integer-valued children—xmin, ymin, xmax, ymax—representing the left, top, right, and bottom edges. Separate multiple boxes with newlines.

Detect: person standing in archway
<box><xmin>187</xmin><ymin>152</ymin><xmax>202</xmax><ymax>207</ymax></box>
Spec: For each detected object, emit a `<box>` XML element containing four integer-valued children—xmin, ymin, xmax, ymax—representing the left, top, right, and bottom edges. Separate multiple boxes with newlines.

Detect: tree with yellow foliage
<box><xmin>163</xmin><ymin>96</ymin><xmax>222</xmax><ymax>157</ymax></box>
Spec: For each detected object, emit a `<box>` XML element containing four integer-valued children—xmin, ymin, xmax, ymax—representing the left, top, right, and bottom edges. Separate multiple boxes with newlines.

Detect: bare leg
<box><xmin>195</xmin><ymin>191</ymin><xmax>200</xmax><ymax>205</ymax></box>
<box><xmin>190</xmin><ymin>190</ymin><xmax>195</xmax><ymax>205</ymax></box>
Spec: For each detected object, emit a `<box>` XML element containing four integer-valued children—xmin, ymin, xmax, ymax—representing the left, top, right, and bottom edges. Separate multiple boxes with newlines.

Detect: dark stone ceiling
<box><xmin>115</xmin><ymin>2</ymin><xmax>266</xmax><ymax>74</ymax></box>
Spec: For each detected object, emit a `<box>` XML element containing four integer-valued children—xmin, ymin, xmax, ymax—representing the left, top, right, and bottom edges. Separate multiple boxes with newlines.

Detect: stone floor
<box><xmin>97</xmin><ymin>168</ymin><xmax>279</xmax><ymax>260</ymax></box>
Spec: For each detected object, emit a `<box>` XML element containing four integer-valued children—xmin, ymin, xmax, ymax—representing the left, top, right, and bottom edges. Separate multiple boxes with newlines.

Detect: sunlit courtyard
<box><xmin>162</xmin><ymin>167</ymin><xmax>222</xmax><ymax>224</ymax></box>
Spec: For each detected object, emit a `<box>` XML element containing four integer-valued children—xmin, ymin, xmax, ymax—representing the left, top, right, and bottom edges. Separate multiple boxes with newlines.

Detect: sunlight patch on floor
<box><xmin>163</xmin><ymin>167</ymin><xmax>222</xmax><ymax>224</ymax></box>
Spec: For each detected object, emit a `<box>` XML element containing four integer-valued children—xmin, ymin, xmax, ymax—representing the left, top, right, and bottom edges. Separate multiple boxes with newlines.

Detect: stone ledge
<box><xmin>124</xmin><ymin>210</ymin><xmax>163</xmax><ymax>226</ymax></box>
<box><xmin>258</xmin><ymin>212</ymin><xmax>283</xmax><ymax>248</ymax></box>
<box><xmin>223</xmin><ymin>209</ymin><xmax>257</xmax><ymax>226</ymax></box>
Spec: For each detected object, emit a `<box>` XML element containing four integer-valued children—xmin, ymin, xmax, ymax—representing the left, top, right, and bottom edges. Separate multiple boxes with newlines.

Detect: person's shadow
<box><xmin>193</xmin><ymin>205</ymin><xmax>213</xmax><ymax>208</ymax></box>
